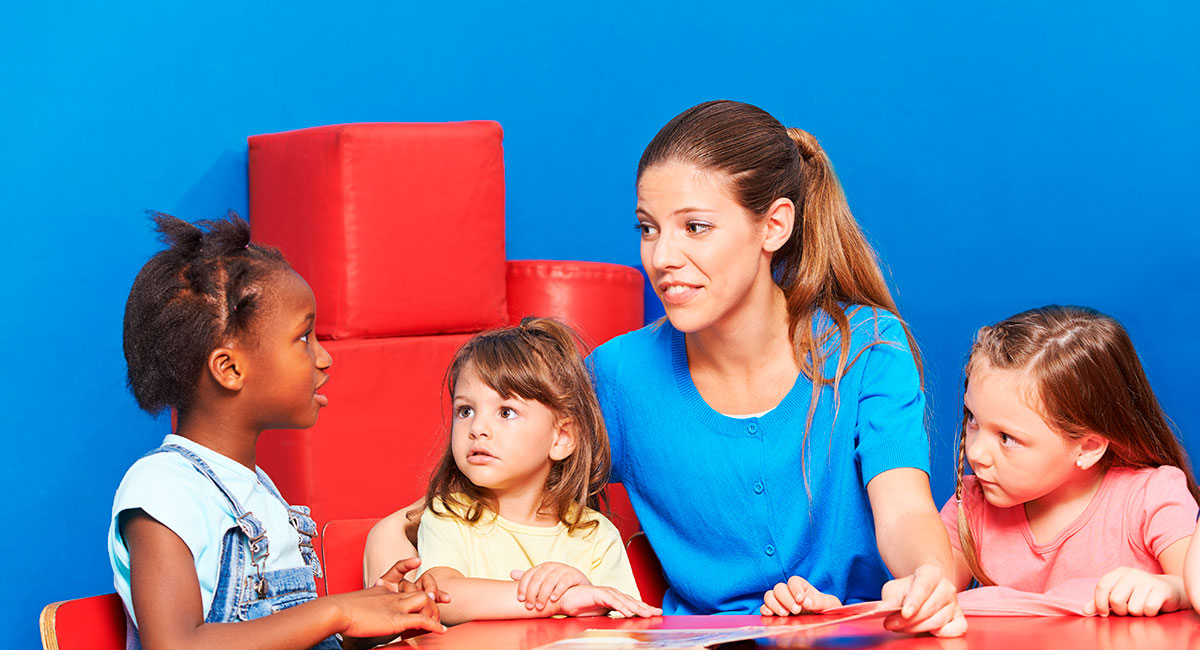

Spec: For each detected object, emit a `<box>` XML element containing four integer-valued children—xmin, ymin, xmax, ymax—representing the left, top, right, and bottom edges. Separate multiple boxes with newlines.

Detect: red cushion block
<box><xmin>506</xmin><ymin>260</ymin><xmax>644</xmax><ymax>349</ymax></box>
<box><xmin>40</xmin><ymin>593</ymin><xmax>125</xmax><ymax>650</ymax></box>
<box><xmin>248</xmin><ymin>122</ymin><xmax>508</xmax><ymax>339</ymax></box>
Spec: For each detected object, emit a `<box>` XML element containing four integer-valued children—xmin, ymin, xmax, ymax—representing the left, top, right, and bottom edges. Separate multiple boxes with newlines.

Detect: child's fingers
<box><xmin>393</xmin><ymin>612</ymin><xmax>446</xmax><ymax>636</ymax></box>
<box><xmin>524</xmin><ymin>568</ymin><xmax>551</xmax><ymax>609</ymax></box>
<box><xmin>1108</xmin><ymin>578</ymin><xmax>1136</xmax><ymax>616</ymax></box>
<box><xmin>533</xmin><ymin>571</ymin><xmax>565</xmax><ymax>608</ymax></box>
<box><xmin>378</xmin><ymin>557</ymin><xmax>422</xmax><ymax>585</ymax></box>
<box><xmin>1126</xmin><ymin>584</ymin><xmax>1153</xmax><ymax>617</ymax></box>
<box><xmin>549</xmin><ymin>574</ymin><xmax>575</xmax><ymax>604</ymax></box>
<box><xmin>1092</xmin><ymin>568</ymin><xmax>1126</xmax><ymax>617</ymax></box>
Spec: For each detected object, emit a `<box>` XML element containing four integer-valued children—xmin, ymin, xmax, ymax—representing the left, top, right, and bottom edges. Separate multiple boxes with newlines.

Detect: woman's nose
<box><xmin>650</xmin><ymin>232</ymin><xmax>684</xmax><ymax>271</ymax></box>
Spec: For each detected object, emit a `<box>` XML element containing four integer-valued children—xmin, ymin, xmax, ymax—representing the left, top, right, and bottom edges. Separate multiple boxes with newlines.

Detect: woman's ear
<box><xmin>207</xmin><ymin>346</ymin><xmax>245</xmax><ymax>392</ymax></box>
<box><xmin>549</xmin><ymin>417</ymin><xmax>578</xmax><ymax>461</ymax></box>
<box><xmin>762</xmin><ymin>197</ymin><xmax>795</xmax><ymax>254</ymax></box>
<box><xmin>1075</xmin><ymin>433</ymin><xmax>1109</xmax><ymax>470</ymax></box>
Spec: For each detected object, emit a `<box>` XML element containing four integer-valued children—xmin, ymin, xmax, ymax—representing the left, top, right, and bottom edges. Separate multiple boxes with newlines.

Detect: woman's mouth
<box><xmin>660</xmin><ymin>283</ymin><xmax>701</xmax><ymax>305</ymax></box>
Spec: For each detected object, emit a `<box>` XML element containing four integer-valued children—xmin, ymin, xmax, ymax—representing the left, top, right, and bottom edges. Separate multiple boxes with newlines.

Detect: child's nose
<box><xmin>965</xmin><ymin>435</ymin><xmax>989</xmax><ymax>468</ymax></box>
<box><xmin>314</xmin><ymin>338</ymin><xmax>332</xmax><ymax>369</ymax></box>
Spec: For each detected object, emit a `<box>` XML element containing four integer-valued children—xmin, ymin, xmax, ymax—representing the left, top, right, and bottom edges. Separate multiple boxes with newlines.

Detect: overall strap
<box><xmin>256</xmin><ymin>467</ymin><xmax>323</xmax><ymax>578</ymax></box>
<box><xmin>144</xmin><ymin>445</ymin><xmax>272</xmax><ymax>568</ymax></box>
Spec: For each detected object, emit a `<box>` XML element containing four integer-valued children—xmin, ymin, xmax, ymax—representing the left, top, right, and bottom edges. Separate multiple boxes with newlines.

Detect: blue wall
<box><xmin>4</xmin><ymin>1</ymin><xmax>1197</xmax><ymax>645</ymax></box>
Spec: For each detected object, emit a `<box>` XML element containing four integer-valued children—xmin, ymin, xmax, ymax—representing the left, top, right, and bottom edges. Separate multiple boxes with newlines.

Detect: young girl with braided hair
<box><xmin>111</xmin><ymin>213</ymin><xmax>446</xmax><ymax>650</ymax></box>
<box><xmin>943</xmin><ymin>305</ymin><xmax>1198</xmax><ymax>616</ymax></box>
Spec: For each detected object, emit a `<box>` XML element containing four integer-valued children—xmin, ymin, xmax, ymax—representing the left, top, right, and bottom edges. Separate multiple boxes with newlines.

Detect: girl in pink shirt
<box><xmin>941</xmin><ymin>305</ymin><xmax>1198</xmax><ymax>616</ymax></box>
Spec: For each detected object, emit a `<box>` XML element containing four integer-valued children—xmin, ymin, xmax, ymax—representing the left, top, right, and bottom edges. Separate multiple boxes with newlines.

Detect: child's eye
<box><xmin>685</xmin><ymin>221</ymin><xmax>712</xmax><ymax>235</ymax></box>
<box><xmin>498</xmin><ymin>406</ymin><xmax>518</xmax><ymax>420</ymax></box>
<box><xmin>300</xmin><ymin>334</ymin><xmax>309</xmax><ymax>343</ymax></box>
<box><xmin>998</xmin><ymin>432</ymin><xmax>1017</xmax><ymax>447</ymax></box>
<box><xmin>634</xmin><ymin>222</ymin><xmax>658</xmax><ymax>239</ymax></box>
<box><xmin>964</xmin><ymin>410</ymin><xmax>977</xmax><ymax>426</ymax></box>
<box><xmin>455</xmin><ymin>405</ymin><xmax>473</xmax><ymax>418</ymax></box>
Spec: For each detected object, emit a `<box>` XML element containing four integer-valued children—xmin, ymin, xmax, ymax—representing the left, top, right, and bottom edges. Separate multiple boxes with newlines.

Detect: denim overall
<box><xmin>127</xmin><ymin>444</ymin><xmax>340</xmax><ymax>650</ymax></box>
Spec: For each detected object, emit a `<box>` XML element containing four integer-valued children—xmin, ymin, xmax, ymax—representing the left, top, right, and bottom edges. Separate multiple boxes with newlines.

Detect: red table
<box><xmin>392</xmin><ymin>611</ymin><xmax>1200</xmax><ymax>649</ymax></box>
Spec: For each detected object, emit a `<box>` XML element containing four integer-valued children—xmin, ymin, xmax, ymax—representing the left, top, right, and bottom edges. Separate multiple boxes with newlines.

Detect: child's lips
<box><xmin>314</xmin><ymin>376</ymin><xmax>330</xmax><ymax>406</ymax></box>
<box><xmin>467</xmin><ymin>449</ymin><xmax>497</xmax><ymax>464</ymax></box>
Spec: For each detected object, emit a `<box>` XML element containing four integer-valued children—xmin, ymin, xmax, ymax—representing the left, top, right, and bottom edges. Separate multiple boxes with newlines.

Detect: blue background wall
<box><xmin>3</xmin><ymin>1</ymin><xmax>1197</xmax><ymax>645</ymax></box>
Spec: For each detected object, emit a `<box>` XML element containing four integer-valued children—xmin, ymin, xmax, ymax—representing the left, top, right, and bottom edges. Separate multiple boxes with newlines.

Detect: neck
<box><xmin>1023</xmin><ymin>465</ymin><xmax>1107</xmax><ymax>537</ymax></box>
<box><xmin>686</xmin><ymin>280</ymin><xmax>793</xmax><ymax>377</ymax></box>
<box><xmin>491</xmin><ymin>475</ymin><xmax>557</xmax><ymax>527</ymax></box>
<box><xmin>175</xmin><ymin>409</ymin><xmax>260</xmax><ymax>471</ymax></box>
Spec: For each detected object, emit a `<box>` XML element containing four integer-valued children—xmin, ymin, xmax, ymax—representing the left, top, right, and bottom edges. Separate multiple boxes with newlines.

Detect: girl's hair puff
<box><xmin>123</xmin><ymin>212</ymin><xmax>291</xmax><ymax>417</ymax></box>
<box><xmin>425</xmin><ymin>317</ymin><xmax>611</xmax><ymax>535</ymax></box>
<box><xmin>955</xmin><ymin>305</ymin><xmax>1199</xmax><ymax>586</ymax></box>
<box><xmin>638</xmin><ymin>100</ymin><xmax>922</xmax><ymax>493</ymax></box>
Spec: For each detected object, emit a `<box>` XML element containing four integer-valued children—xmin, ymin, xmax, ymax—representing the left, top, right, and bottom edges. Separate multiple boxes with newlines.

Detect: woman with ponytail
<box><xmin>587</xmin><ymin>100</ymin><xmax>965</xmax><ymax>635</ymax></box>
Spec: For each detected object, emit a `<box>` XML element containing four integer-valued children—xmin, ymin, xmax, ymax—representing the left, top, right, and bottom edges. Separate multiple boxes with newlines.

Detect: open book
<box><xmin>533</xmin><ymin>601</ymin><xmax>900</xmax><ymax>649</ymax></box>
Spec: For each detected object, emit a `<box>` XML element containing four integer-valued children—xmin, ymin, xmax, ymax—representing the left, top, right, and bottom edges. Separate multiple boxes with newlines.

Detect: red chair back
<box><xmin>322</xmin><ymin>518</ymin><xmax>380</xmax><ymax>595</ymax></box>
<box><xmin>39</xmin><ymin>593</ymin><xmax>125</xmax><ymax>650</ymax></box>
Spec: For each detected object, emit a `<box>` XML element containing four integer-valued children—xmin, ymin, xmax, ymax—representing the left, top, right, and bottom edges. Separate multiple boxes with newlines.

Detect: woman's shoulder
<box><xmin>590</xmin><ymin>320</ymin><xmax>673</xmax><ymax>373</ymax></box>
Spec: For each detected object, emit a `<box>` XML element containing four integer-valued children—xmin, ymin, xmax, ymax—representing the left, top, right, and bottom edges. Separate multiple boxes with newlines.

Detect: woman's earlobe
<box><xmin>208</xmin><ymin>347</ymin><xmax>245</xmax><ymax>391</ymax></box>
<box><xmin>762</xmin><ymin>197</ymin><xmax>795</xmax><ymax>253</ymax></box>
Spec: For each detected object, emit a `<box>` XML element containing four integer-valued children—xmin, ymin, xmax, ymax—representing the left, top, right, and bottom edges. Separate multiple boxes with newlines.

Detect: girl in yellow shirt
<box><xmin>414</xmin><ymin>317</ymin><xmax>661</xmax><ymax>624</ymax></box>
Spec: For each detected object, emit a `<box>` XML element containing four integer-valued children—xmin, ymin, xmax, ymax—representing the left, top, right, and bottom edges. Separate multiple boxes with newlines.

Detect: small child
<box><xmin>943</xmin><ymin>305</ymin><xmax>1198</xmax><ymax>616</ymax></box>
<box><xmin>110</xmin><ymin>214</ymin><xmax>446</xmax><ymax>650</ymax></box>
<box><xmin>415</xmin><ymin>317</ymin><xmax>662</xmax><ymax>624</ymax></box>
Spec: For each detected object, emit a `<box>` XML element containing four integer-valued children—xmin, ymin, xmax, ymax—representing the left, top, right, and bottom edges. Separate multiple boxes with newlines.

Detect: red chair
<box><xmin>322</xmin><ymin>518</ymin><xmax>380</xmax><ymax>595</ymax></box>
<box><xmin>39</xmin><ymin>593</ymin><xmax>125</xmax><ymax>650</ymax></box>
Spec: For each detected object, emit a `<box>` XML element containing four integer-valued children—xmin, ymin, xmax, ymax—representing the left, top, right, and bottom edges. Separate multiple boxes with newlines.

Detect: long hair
<box><xmin>955</xmin><ymin>305</ymin><xmax>1198</xmax><ymax>586</ymax></box>
<box><xmin>638</xmin><ymin>100</ymin><xmax>921</xmax><ymax>490</ymax></box>
<box><xmin>424</xmin><ymin>317</ymin><xmax>611</xmax><ymax>535</ymax></box>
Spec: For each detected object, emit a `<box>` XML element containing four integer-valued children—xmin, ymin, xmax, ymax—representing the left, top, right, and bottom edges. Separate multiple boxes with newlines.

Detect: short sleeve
<box><xmin>939</xmin><ymin>494</ymin><xmax>963</xmax><ymax>552</ymax></box>
<box><xmin>1138</xmin><ymin>466</ymin><xmax>1199</xmax><ymax>558</ymax></box>
<box><xmin>854</xmin><ymin>314</ymin><xmax>930</xmax><ymax>485</ymax></box>
<box><xmin>588</xmin><ymin>338</ymin><xmax>626</xmax><ymax>483</ymax></box>
<box><xmin>415</xmin><ymin>506</ymin><xmax>472</xmax><ymax>578</ymax></box>
<box><xmin>585</xmin><ymin>516</ymin><xmax>641</xmax><ymax>600</ymax></box>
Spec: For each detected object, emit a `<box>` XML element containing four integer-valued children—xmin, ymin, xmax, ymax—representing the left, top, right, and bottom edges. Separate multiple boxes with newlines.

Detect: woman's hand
<box><xmin>510</xmin><ymin>562</ymin><xmax>591</xmax><ymax>610</ymax></box>
<box><xmin>760</xmin><ymin>576</ymin><xmax>842</xmax><ymax>615</ymax></box>
<box><xmin>1084</xmin><ymin>567</ymin><xmax>1187</xmax><ymax>617</ymax></box>
<box><xmin>880</xmin><ymin>564</ymin><xmax>966</xmax><ymax>637</ymax></box>
<box><xmin>553</xmin><ymin>585</ymin><xmax>662</xmax><ymax>618</ymax></box>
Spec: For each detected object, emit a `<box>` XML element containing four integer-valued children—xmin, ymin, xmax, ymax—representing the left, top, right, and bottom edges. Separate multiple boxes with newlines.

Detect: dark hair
<box><xmin>123</xmin><ymin>212</ymin><xmax>291</xmax><ymax>416</ymax></box>
<box><xmin>955</xmin><ymin>305</ymin><xmax>1199</xmax><ymax>585</ymax></box>
<box><xmin>425</xmin><ymin>317</ymin><xmax>611</xmax><ymax>535</ymax></box>
<box><xmin>638</xmin><ymin>100</ymin><xmax>920</xmax><ymax>491</ymax></box>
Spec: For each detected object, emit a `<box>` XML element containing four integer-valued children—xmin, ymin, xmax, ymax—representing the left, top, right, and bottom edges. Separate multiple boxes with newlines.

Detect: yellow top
<box><xmin>416</xmin><ymin>495</ymin><xmax>641</xmax><ymax>599</ymax></box>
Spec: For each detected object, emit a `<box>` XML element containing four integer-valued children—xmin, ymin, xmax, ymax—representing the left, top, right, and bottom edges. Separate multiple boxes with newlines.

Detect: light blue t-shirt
<box><xmin>590</xmin><ymin>306</ymin><xmax>930</xmax><ymax>614</ymax></box>
<box><xmin>108</xmin><ymin>435</ymin><xmax>306</xmax><ymax>625</ymax></box>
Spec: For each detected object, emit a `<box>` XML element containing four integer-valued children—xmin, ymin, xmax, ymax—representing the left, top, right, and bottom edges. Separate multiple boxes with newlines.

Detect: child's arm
<box><xmin>125</xmin><ymin>511</ymin><xmax>443</xmax><ymax>650</ymax></box>
<box><xmin>868</xmin><ymin>468</ymin><xmax>968</xmax><ymax>637</ymax></box>
<box><xmin>1188</xmin><ymin>522</ymin><xmax>1200</xmax><ymax>613</ymax></box>
<box><xmin>363</xmin><ymin>497</ymin><xmax>425</xmax><ymax>585</ymax></box>
<box><xmin>1086</xmin><ymin>536</ymin><xmax>1192</xmax><ymax>617</ymax></box>
<box><xmin>427</xmin><ymin>566</ymin><xmax>658</xmax><ymax>625</ymax></box>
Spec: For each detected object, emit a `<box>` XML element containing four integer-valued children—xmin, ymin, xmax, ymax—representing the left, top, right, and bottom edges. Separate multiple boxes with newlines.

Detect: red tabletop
<box><xmin>391</xmin><ymin>611</ymin><xmax>1200</xmax><ymax>649</ymax></box>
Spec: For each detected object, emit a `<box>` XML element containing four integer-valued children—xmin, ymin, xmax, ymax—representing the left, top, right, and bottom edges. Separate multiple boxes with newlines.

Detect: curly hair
<box><xmin>425</xmin><ymin>317</ymin><xmax>611</xmax><ymax>535</ymax></box>
<box><xmin>122</xmin><ymin>212</ymin><xmax>291</xmax><ymax>416</ymax></box>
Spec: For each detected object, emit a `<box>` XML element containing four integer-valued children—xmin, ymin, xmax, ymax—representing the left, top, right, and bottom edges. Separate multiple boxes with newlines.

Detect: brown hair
<box><xmin>425</xmin><ymin>317</ymin><xmax>611</xmax><ymax>535</ymax></box>
<box><xmin>638</xmin><ymin>100</ymin><xmax>921</xmax><ymax>488</ymax></box>
<box><xmin>955</xmin><ymin>305</ymin><xmax>1199</xmax><ymax>585</ymax></box>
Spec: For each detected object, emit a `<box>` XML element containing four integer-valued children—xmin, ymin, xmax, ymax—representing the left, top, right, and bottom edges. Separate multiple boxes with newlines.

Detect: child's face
<box><xmin>240</xmin><ymin>270</ymin><xmax>332</xmax><ymax>430</ymax></box>
<box><xmin>963</xmin><ymin>360</ymin><xmax>1085</xmax><ymax>509</ymax></box>
<box><xmin>450</xmin><ymin>365</ymin><xmax>569</xmax><ymax>496</ymax></box>
<box><xmin>636</xmin><ymin>161</ymin><xmax>775</xmax><ymax>334</ymax></box>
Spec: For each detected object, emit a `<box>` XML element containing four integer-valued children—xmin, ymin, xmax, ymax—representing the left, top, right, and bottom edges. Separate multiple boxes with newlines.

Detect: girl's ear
<box><xmin>207</xmin><ymin>346</ymin><xmax>245</xmax><ymax>391</ymax></box>
<box><xmin>549</xmin><ymin>417</ymin><xmax>578</xmax><ymax>461</ymax></box>
<box><xmin>762</xmin><ymin>197</ymin><xmax>795</xmax><ymax>254</ymax></box>
<box><xmin>1075</xmin><ymin>433</ymin><xmax>1109</xmax><ymax>470</ymax></box>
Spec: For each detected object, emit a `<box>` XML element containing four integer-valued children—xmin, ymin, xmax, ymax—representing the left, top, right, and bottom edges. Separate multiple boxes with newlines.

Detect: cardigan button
<box><xmin>764</xmin><ymin>544</ymin><xmax>776</xmax><ymax>556</ymax></box>
<box><xmin>747</xmin><ymin>423</ymin><xmax>758</xmax><ymax>434</ymax></box>
<box><xmin>754</xmin><ymin>482</ymin><xmax>764</xmax><ymax>494</ymax></box>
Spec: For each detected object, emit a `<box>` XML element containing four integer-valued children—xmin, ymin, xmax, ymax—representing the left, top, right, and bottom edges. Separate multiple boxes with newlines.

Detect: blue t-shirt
<box><xmin>590</xmin><ymin>306</ymin><xmax>930</xmax><ymax>614</ymax></box>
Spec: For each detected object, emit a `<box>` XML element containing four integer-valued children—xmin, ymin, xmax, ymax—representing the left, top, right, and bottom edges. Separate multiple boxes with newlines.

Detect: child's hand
<box><xmin>554</xmin><ymin>584</ymin><xmax>662</xmax><ymax>618</ymax></box>
<box><xmin>760</xmin><ymin>576</ymin><xmax>842</xmax><ymax>615</ymax></box>
<box><xmin>510</xmin><ymin>562</ymin><xmax>591</xmax><ymax>610</ymax></box>
<box><xmin>880</xmin><ymin>564</ymin><xmax>966</xmax><ymax>637</ymax></box>
<box><xmin>374</xmin><ymin>557</ymin><xmax>451</xmax><ymax>604</ymax></box>
<box><xmin>332</xmin><ymin>585</ymin><xmax>445</xmax><ymax>638</ymax></box>
<box><xmin>1085</xmin><ymin>567</ymin><xmax>1187</xmax><ymax>617</ymax></box>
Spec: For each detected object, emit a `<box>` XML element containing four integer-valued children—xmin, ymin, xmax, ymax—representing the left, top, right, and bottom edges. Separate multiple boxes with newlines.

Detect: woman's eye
<box><xmin>455</xmin><ymin>406</ymin><xmax>473</xmax><ymax>418</ymax></box>
<box><xmin>686</xmin><ymin>221</ymin><xmax>712</xmax><ymax>234</ymax></box>
<box><xmin>634</xmin><ymin>222</ymin><xmax>658</xmax><ymax>238</ymax></box>
<box><xmin>499</xmin><ymin>407</ymin><xmax>517</xmax><ymax>419</ymax></box>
